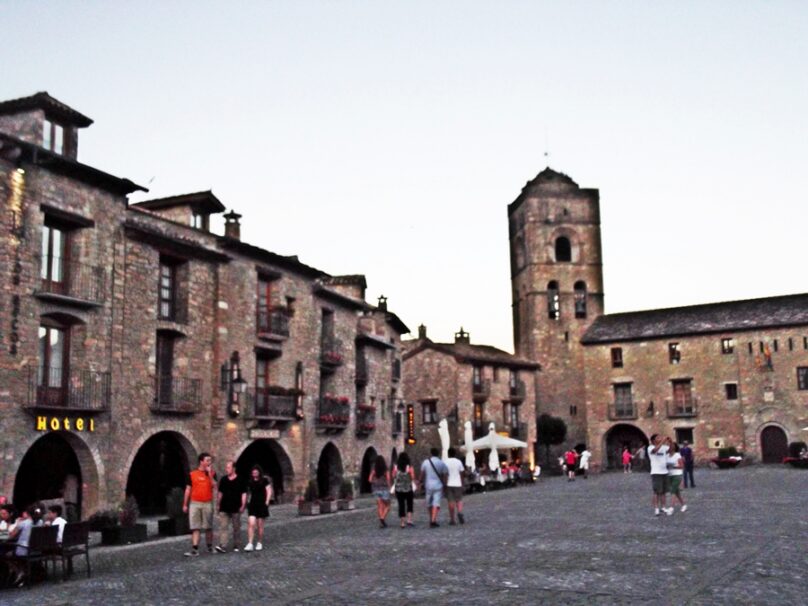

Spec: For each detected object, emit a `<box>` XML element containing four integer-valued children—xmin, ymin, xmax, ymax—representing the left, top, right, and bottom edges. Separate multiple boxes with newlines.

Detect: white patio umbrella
<box><xmin>437</xmin><ymin>418</ymin><xmax>451</xmax><ymax>461</ymax></box>
<box><xmin>463</xmin><ymin>421</ymin><xmax>476</xmax><ymax>470</ymax></box>
<box><xmin>462</xmin><ymin>422</ymin><xmax>528</xmax><ymax>471</ymax></box>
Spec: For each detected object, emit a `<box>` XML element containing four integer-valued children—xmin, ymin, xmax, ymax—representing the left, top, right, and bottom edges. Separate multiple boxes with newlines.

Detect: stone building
<box><xmin>402</xmin><ymin>325</ymin><xmax>539</xmax><ymax>467</ymax></box>
<box><xmin>507</xmin><ymin>167</ymin><xmax>808</xmax><ymax>470</ymax></box>
<box><xmin>0</xmin><ymin>92</ymin><xmax>408</xmax><ymax>518</ymax></box>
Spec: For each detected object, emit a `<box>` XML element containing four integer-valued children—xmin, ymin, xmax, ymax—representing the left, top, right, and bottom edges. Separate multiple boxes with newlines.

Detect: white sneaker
<box><xmin>654</xmin><ymin>508</ymin><xmax>660</xmax><ymax>516</ymax></box>
<box><xmin>665</xmin><ymin>507</ymin><xmax>674</xmax><ymax>516</ymax></box>
<box><xmin>681</xmin><ymin>505</ymin><xmax>688</xmax><ymax>513</ymax></box>
<box><xmin>243</xmin><ymin>543</ymin><xmax>254</xmax><ymax>552</ymax></box>
<box><xmin>255</xmin><ymin>542</ymin><xmax>263</xmax><ymax>551</ymax></box>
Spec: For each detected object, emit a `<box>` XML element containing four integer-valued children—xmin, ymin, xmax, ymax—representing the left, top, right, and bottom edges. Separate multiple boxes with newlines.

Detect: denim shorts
<box><xmin>374</xmin><ymin>489</ymin><xmax>391</xmax><ymax>502</ymax></box>
<box><xmin>426</xmin><ymin>487</ymin><xmax>443</xmax><ymax>508</ymax></box>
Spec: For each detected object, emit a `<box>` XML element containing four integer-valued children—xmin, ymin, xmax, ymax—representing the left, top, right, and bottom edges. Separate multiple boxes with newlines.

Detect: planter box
<box><xmin>783</xmin><ymin>458</ymin><xmax>808</xmax><ymax>469</ymax></box>
<box><xmin>337</xmin><ymin>499</ymin><xmax>355</xmax><ymax>511</ymax></box>
<box><xmin>101</xmin><ymin>523</ymin><xmax>148</xmax><ymax>545</ymax></box>
<box><xmin>158</xmin><ymin>516</ymin><xmax>190</xmax><ymax>536</ymax></box>
<box><xmin>319</xmin><ymin>500</ymin><xmax>338</xmax><ymax>514</ymax></box>
<box><xmin>298</xmin><ymin>502</ymin><xmax>320</xmax><ymax>516</ymax></box>
<box><xmin>712</xmin><ymin>458</ymin><xmax>742</xmax><ymax>469</ymax></box>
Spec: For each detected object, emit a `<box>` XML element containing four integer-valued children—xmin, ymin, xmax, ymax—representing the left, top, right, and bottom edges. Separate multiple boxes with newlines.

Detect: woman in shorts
<box><xmin>244</xmin><ymin>465</ymin><xmax>271</xmax><ymax>551</ymax></box>
<box><xmin>667</xmin><ymin>444</ymin><xmax>687</xmax><ymax>513</ymax></box>
<box><xmin>368</xmin><ymin>455</ymin><xmax>391</xmax><ymax>528</ymax></box>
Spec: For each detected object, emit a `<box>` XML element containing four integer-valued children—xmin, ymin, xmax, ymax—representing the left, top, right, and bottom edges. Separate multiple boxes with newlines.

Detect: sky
<box><xmin>3</xmin><ymin>1</ymin><xmax>808</xmax><ymax>352</ymax></box>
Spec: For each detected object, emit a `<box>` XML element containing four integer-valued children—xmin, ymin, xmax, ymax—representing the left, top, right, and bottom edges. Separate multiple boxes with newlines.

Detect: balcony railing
<box><xmin>320</xmin><ymin>337</ymin><xmax>344</xmax><ymax>368</ymax></box>
<box><xmin>316</xmin><ymin>395</ymin><xmax>350</xmax><ymax>429</ymax></box>
<box><xmin>509</xmin><ymin>379</ymin><xmax>526</xmax><ymax>402</ymax></box>
<box><xmin>27</xmin><ymin>367</ymin><xmax>110</xmax><ymax>412</ymax></box>
<box><xmin>356</xmin><ymin>403</ymin><xmax>376</xmax><ymax>436</ymax></box>
<box><xmin>355</xmin><ymin>355</ymin><xmax>368</xmax><ymax>385</ymax></box>
<box><xmin>245</xmin><ymin>388</ymin><xmax>297</xmax><ymax>421</ymax></box>
<box><xmin>509</xmin><ymin>422</ymin><xmax>528</xmax><ymax>441</ymax></box>
<box><xmin>256</xmin><ymin>307</ymin><xmax>290</xmax><ymax>338</ymax></box>
<box><xmin>665</xmin><ymin>397</ymin><xmax>699</xmax><ymax>418</ymax></box>
<box><xmin>152</xmin><ymin>375</ymin><xmax>202</xmax><ymax>414</ymax></box>
<box><xmin>158</xmin><ymin>300</ymin><xmax>188</xmax><ymax>324</ymax></box>
<box><xmin>472</xmin><ymin>378</ymin><xmax>491</xmax><ymax>403</ymax></box>
<box><xmin>36</xmin><ymin>257</ymin><xmax>106</xmax><ymax>305</ymax></box>
<box><xmin>392</xmin><ymin>359</ymin><xmax>401</xmax><ymax>382</ymax></box>
<box><xmin>607</xmin><ymin>402</ymin><xmax>638</xmax><ymax>420</ymax></box>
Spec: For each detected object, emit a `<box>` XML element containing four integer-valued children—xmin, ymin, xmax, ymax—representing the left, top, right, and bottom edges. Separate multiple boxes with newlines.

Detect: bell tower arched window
<box><xmin>555</xmin><ymin>237</ymin><xmax>571</xmax><ymax>262</ymax></box>
<box><xmin>574</xmin><ymin>281</ymin><xmax>587</xmax><ymax>319</ymax></box>
<box><xmin>547</xmin><ymin>281</ymin><xmax>560</xmax><ymax>320</ymax></box>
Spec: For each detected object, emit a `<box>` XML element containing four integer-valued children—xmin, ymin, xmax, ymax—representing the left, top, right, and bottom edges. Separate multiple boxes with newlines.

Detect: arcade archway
<box><xmin>603</xmin><ymin>424</ymin><xmax>649</xmax><ymax>470</ymax></box>
<box><xmin>316</xmin><ymin>442</ymin><xmax>343</xmax><ymax>499</ymax></box>
<box><xmin>126</xmin><ymin>431</ymin><xmax>195</xmax><ymax>515</ymax></box>
<box><xmin>236</xmin><ymin>439</ymin><xmax>294</xmax><ymax>503</ymax></box>
<box><xmin>359</xmin><ymin>447</ymin><xmax>377</xmax><ymax>494</ymax></box>
<box><xmin>760</xmin><ymin>425</ymin><xmax>788</xmax><ymax>464</ymax></box>
<box><xmin>14</xmin><ymin>432</ymin><xmax>98</xmax><ymax>521</ymax></box>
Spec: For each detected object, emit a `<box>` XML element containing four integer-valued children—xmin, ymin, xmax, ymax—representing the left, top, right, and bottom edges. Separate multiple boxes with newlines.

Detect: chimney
<box><xmin>377</xmin><ymin>295</ymin><xmax>388</xmax><ymax>311</ymax></box>
<box><xmin>454</xmin><ymin>327</ymin><xmax>470</xmax><ymax>344</ymax></box>
<box><xmin>418</xmin><ymin>324</ymin><xmax>427</xmax><ymax>340</ymax></box>
<box><xmin>223</xmin><ymin>210</ymin><xmax>242</xmax><ymax>240</ymax></box>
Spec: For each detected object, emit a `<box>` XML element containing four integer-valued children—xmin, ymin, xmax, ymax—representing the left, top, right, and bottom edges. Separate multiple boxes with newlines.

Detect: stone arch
<box><xmin>555</xmin><ymin>236</ymin><xmax>571</xmax><ymax>262</ymax></box>
<box><xmin>234</xmin><ymin>439</ymin><xmax>295</xmax><ymax>503</ymax></box>
<box><xmin>603</xmin><ymin>424</ymin><xmax>649</xmax><ymax>470</ymax></box>
<box><xmin>13</xmin><ymin>431</ymin><xmax>103</xmax><ymax>520</ymax></box>
<box><xmin>359</xmin><ymin>446</ymin><xmax>378</xmax><ymax>494</ymax></box>
<box><xmin>316</xmin><ymin>442</ymin><xmax>343</xmax><ymax>499</ymax></box>
<box><xmin>759</xmin><ymin>423</ymin><xmax>789</xmax><ymax>464</ymax></box>
<box><xmin>125</xmin><ymin>430</ymin><xmax>197</xmax><ymax>515</ymax></box>
<box><xmin>547</xmin><ymin>227</ymin><xmax>581</xmax><ymax>263</ymax></box>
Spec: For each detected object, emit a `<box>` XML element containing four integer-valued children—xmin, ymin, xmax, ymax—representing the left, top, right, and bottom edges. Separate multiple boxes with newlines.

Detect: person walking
<box><xmin>680</xmin><ymin>440</ymin><xmax>695</xmax><ymax>488</ymax></box>
<box><xmin>564</xmin><ymin>448</ymin><xmax>579</xmax><ymax>481</ymax></box>
<box><xmin>622</xmin><ymin>446</ymin><xmax>633</xmax><ymax>473</ymax></box>
<box><xmin>393</xmin><ymin>452</ymin><xmax>417</xmax><ymax>528</ymax></box>
<box><xmin>445</xmin><ymin>448</ymin><xmax>466</xmax><ymax>525</ymax></box>
<box><xmin>667</xmin><ymin>443</ymin><xmax>688</xmax><ymax>512</ymax></box>
<box><xmin>183</xmin><ymin>452</ymin><xmax>216</xmax><ymax>556</ymax></box>
<box><xmin>369</xmin><ymin>455</ymin><xmax>392</xmax><ymax>528</ymax></box>
<box><xmin>648</xmin><ymin>435</ymin><xmax>672</xmax><ymax>516</ymax></box>
<box><xmin>419</xmin><ymin>447</ymin><xmax>448</xmax><ymax>528</ymax></box>
<box><xmin>243</xmin><ymin>465</ymin><xmax>271</xmax><ymax>551</ymax></box>
<box><xmin>215</xmin><ymin>460</ymin><xmax>246</xmax><ymax>553</ymax></box>
<box><xmin>578</xmin><ymin>447</ymin><xmax>592</xmax><ymax>479</ymax></box>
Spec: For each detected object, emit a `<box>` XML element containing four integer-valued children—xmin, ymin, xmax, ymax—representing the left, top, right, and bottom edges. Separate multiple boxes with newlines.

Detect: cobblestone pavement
<box><xmin>3</xmin><ymin>467</ymin><xmax>807</xmax><ymax>605</ymax></box>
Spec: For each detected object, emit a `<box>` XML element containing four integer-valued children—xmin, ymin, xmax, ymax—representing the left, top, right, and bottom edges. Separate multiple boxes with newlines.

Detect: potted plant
<box><xmin>297</xmin><ymin>480</ymin><xmax>320</xmax><ymax>516</ymax></box>
<box><xmin>711</xmin><ymin>447</ymin><xmax>743</xmax><ymax>469</ymax></box>
<box><xmin>158</xmin><ymin>486</ymin><xmax>190</xmax><ymax>536</ymax></box>
<box><xmin>87</xmin><ymin>509</ymin><xmax>119</xmax><ymax>532</ymax></box>
<box><xmin>320</xmin><ymin>495</ymin><xmax>338</xmax><ymax>514</ymax></box>
<box><xmin>337</xmin><ymin>478</ymin><xmax>355</xmax><ymax>511</ymax></box>
<box><xmin>783</xmin><ymin>441</ymin><xmax>808</xmax><ymax>469</ymax></box>
<box><xmin>101</xmin><ymin>496</ymin><xmax>148</xmax><ymax>545</ymax></box>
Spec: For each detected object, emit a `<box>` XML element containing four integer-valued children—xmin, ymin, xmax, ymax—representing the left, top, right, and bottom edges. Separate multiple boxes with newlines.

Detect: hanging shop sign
<box><xmin>406</xmin><ymin>404</ymin><xmax>416</xmax><ymax>445</ymax></box>
<box><xmin>35</xmin><ymin>416</ymin><xmax>96</xmax><ymax>432</ymax></box>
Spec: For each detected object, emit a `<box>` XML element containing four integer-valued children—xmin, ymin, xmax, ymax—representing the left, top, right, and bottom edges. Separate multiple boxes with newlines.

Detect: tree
<box><xmin>536</xmin><ymin>414</ymin><xmax>567</xmax><ymax>468</ymax></box>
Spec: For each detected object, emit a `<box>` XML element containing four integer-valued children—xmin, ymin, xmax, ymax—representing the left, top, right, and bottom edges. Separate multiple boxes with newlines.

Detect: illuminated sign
<box><xmin>36</xmin><ymin>416</ymin><xmax>96</xmax><ymax>432</ymax></box>
<box><xmin>406</xmin><ymin>404</ymin><xmax>416</xmax><ymax>445</ymax></box>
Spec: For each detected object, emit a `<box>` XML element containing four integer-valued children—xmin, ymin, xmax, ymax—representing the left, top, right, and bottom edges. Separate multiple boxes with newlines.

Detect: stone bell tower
<box><xmin>508</xmin><ymin>167</ymin><xmax>604</xmax><ymax>448</ymax></box>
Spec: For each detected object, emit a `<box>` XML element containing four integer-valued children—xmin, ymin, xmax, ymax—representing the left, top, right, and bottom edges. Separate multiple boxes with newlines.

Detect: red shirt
<box><xmin>189</xmin><ymin>469</ymin><xmax>214</xmax><ymax>503</ymax></box>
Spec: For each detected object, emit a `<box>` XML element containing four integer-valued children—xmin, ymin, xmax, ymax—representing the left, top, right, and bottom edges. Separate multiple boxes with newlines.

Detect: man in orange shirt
<box><xmin>183</xmin><ymin>452</ymin><xmax>216</xmax><ymax>557</ymax></box>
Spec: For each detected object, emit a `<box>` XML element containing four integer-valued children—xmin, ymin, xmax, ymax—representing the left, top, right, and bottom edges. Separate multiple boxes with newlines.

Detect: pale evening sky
<box><xmin>3</xmin><ymin>1</ymin><xmax>807</xmax><ymax>351</ymax></box>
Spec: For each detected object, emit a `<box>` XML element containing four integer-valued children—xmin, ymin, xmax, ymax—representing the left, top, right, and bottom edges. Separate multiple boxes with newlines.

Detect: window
<box><xmin>191</xmin><ymin>212</ymin><xmax>208</xmax><ymax>231</ymax></box>
<box><xmin>40</xmin><ymin>224</ymin><xmax>69</xmax><ymax>289</ymax></box>
<box><xmin>569</xmin><ymin>404</ymin><xmax>577</xmax><ymax>416</ymax></box>
<box><xmin>773</xmin><ymin>339</ymin><xmax>779</xmax><ymax>352</ymax></box>
<box><xmin>672</xmin><ymin>379</ymin><xmax>693</xmax><ymax>410</ymax></box>
<box><xmin>158</xmin><ymin>260</ymin><xmax>176</xmax><ymax>320</ymax></box>
<box><xmin>804</xmin><ymin>337</ymin><xmax>808</xmax><ymax>350</ymax></box>
<box><xmin>555</xmin><ymin>237</ymin><xmax>571</xmax><ymax>262</ymax></box>
<box><xmin>748</xmin><ymin>342</ymin><xmax>753</xmax><ymax>355</ymax></box>
<box><xmin>472</xmin><ymin>366</ymin><xmax>483</xmax><ymax>387</ymax></box>
<box><xmin>611</xmin><ymin>347</ymin><xmax>623</xmax><ymax>368</ymax></box>
<box><xmin>669</xmin><ymin>343</ymin><xmax>681</xmax><ymax>364</ymax></box>
<box><xmin>155</xmin><ymin>332</ymin><xmax>176</xmax><ymax>406</ymax></box>
<box><xmin>574</xmin><ymin>281</ymin><xmax>587</xmax><ymax>318</ymax></box>
<box><xmin>473</xmin><ymin>402</ymin><xmax>484</xmax><ymax>425</ymax></box>
<box><xmin>42</xmin><ymin>119</ymin><xmax>64</xmax><ymax>154</ymax></box>
<box><xmin>721</xmin><ymin>338</ymin><xmax>734</xmax><ymax>355</ymax></box>
<box><xmin>547</xmin><ymin>281</ymin><xmax>560</xmax><ymax>320</ymax></box>
<box><xmin>725</xmin><ymin>383</ymin><xmax>738</xmax><ymax>400</ymax></box>
<box><xmin>38</xmin><ymin>323</ymin><xmax>68</xmax><ymax>390</ymax></box>
<box><xmin>422</xmin><ymin>401</ymin><xmax>437</xmax><ymax>424</ymax></box>
<box><xmin>509</xmin><ymin>403</ymin><xmax>520</xmax><ymax>426</ymax></box>
<box><xmin>675</xmin><ymin>427</ymin><xmax>694</xmax><ymax>445</ymax></box>
<box><xmin>797</xmin><ymin>367</ymin><xmax>808</xmax><ymax>391</ymax></box>
<box><xmin>788</xmin><ymin>337</ymin><xmax>794</xmax><ymax>351</ymax></box>
<box><xmin>257</xmin><ymin>278</ymin><xmax>271</xmax><ymax>331</ymax></box>
<box><xmin>492</xmin><ymin>367</ymin><xmax>499</xmax><ymax>383</ymax></box>
<box><xmin>613</xmin><ymin>383</ymin><xmax>633</xmax><ymax>416</ymax></box>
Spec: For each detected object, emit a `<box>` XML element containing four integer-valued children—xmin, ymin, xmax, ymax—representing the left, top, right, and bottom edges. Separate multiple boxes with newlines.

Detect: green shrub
<box><xmin>718</xmin><ymin>446</ymin><xmax>741</xmax><ymax>458</ymax></box>
<box><xmin>165</xmin><ymin>486</ymin><xmax>185</xmax><ymax>518</ymax></box>
<box><xmin>88</xmin><ymin>509</ymin><xmax>119</xmax><ymax>531</ymax></box>
<box><xmin>338</xmin><ymin>478</ymin><xmax>354</xmax><ymax>500</ymax></box>
<box><xmin>787</xmin><ymin>441</ymin><xmax>807</xmax><ymax>458</ymax></box>
<box><xmin>119</xmin><ymin>496</ymin><xmax>140</xmax><ymax>527</ymax></box>
<box><xmin>303</xmin><ymin>480</ymin><xmax>319</xmax><ymax>503</ymax></box>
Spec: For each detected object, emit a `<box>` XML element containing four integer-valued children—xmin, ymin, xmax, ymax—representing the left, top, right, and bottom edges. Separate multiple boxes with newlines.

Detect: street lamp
<box><xmin>221</xmin><ymin>351</ymin><xmax>247</xmax><ymax>418</ymax></box>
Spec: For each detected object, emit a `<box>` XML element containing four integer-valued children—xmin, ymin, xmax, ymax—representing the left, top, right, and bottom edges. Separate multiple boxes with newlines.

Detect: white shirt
<box><xmin>648</xmin><ymin>444</ymin><xmax>670</xmax><ymax>475</ymax></box>
<box><xmin>667</xmin><ymin>452</ymin><xmax>683</xmax><ymax>476</ymax></box>
<box><xmin>51</xmin><ymin>516</ymin><xmax>68</xmax><ymax>543</ymax></box>
<box><xmin>579</xmin><ymin>450</ymin><xmax>592</xmax><ymax>469</ymax></box>
<box><xmin>445</xmin><ymin>457</ymin><xmax>465</xmax><ymax>487</ymax></box>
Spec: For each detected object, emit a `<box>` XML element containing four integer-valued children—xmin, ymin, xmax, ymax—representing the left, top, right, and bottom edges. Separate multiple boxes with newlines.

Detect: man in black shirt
<box><xmin>215</xmin><ymin>461</ymin><xmax>246</xmax><ymax>552</ymax></box>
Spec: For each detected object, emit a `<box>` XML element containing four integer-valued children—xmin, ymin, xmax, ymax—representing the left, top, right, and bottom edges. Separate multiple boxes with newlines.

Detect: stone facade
<box><xmin>402</xmin><ymin>326</ymin><xmax>539</xmax><ymax>467</ymax></box>
<box><xmin>0</xmin><ymin>93</ymin><xmax>407</xmax><ymax>518</ymax></box>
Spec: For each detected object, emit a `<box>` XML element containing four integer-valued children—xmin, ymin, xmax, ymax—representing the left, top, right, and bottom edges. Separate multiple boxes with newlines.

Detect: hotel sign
<box><xmin>36</xmin><ymin>416</ymin><xmax>96</xmax><ymax>432</ymax></box>
<box><xmin>406</xmin><ymin>404</ymin><xmax>416</xmax><ymax>445</ymax></box>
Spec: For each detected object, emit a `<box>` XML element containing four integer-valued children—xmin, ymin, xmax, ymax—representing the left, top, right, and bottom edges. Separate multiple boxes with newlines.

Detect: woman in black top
<box><xmin>244</xmin><ymin>465</ymin><xmax>271</xmax><ymax>552</ymax></box>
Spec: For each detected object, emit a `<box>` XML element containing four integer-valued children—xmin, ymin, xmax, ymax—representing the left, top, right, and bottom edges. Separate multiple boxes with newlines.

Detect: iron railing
<box><xmin>152</xmin><ymin>375</ymin><xmax>202</xmax><ymax>414</ymax></box>
<box><xmin>320</xmin><ymin>336</ymin><xmax>344</xmax><ymax>367</ymax></box>
<box><xmin>607</xmin><ymin>402</ymin><xmax>638</xmax><ymax>420</ymax></box>
<box><xmin>509</xmin><ymin>422</ymin><xmax>528</xmax><ymax>440</ymax></box>
<box><xmin>245</xmin><ymin>389</ymin><xmax>297</xmax><ymax>420</ymax></box>
<box><xmin>472</xmin><ymin>378</ymin><xmax>491</xmax><ymax>402</ymax></box>
<box><xmin>356</xmin><ymin>403</ymin><xmax>376</xmax><ymax>435</ymax></box>
<box><xmin>665</xmin><ymin>397</ymin><xmax>699</xmax><ymax>418</ymax></box>
<box><xmin>37</xmin><ymin>257</ymin><xmax>106</xmax><ymax>304</ymax></box>
<box><xmin>256</xmin><ymin>307</ymin><xmax>290</xmax><ymax>337</ymax></box>
<box><xmin>316</xmin><ymin>396</ymin><xmax>350</xmax><ymax>428</ymax></box>
<box><xmin>27</xmin><ymin>367</ymin><xmax>110</xmax><ymax>411</ymax></box>
<box><xmin>355</xmin><ymin>355</ymin><xmax>368</xmax><ymax>384</ymax></box>
<box><xmin>509</xmin><ymin>379</ymin><xmax>526</xmax><ymax>401</ymax></box>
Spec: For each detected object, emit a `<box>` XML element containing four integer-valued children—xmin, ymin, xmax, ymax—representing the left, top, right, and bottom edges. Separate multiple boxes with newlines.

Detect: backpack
<box><xmin>394</xmin><ymin>468</ymin><xmax>412</xmax><ymax>492</ymax></box>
